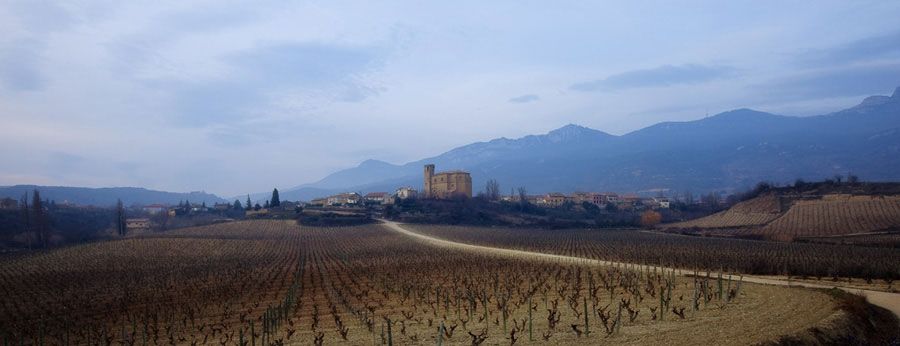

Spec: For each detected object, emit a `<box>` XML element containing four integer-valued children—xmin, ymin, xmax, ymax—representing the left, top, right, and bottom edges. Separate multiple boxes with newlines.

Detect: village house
<box><xmin>309</xmin><ymin>198</ymin><xmax>327</xmax><ymax>206</ymax></box>
<box><xmin>395</xmin><ymin>187</ymin><xmax>418</xmax><ymax>200</ymax></box>
<box><xmin>570</xmin><ymin>192</ymin><xmax>593</xmax><ymax>204</ymax></box>
<box><xmin>542</xmin><ymin>193</ymin><xmax>568</xmax><ymax>207</ymax></box>
<box><xmin>327</xmin><ymin>192</ymin><xmax>361</xmax><ymax>206</ymax></box>
<box><xmin>364</xmin><ymin>192</ymin><xmax>389</xmax><ymax>204</ymax></box>
<box><xmin>653</xmin><ymin>197</ymin><xmax>671</xmax><ymax>209</ymax></box>
<box><xmin>141</xmin><ymin>204</ymin><xmax>167</xmax><ymax>214</ymax></box>
<box><xmin>213</xmin><ymin>203</ymin><xmax>231</xmax><ymax>211</ymax></box>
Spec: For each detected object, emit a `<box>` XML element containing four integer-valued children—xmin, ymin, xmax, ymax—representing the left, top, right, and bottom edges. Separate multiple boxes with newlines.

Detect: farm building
<box><xmin>125</xmin><ymin>218</ymin><xmax>151</xmax><ymax>231</ymax></box>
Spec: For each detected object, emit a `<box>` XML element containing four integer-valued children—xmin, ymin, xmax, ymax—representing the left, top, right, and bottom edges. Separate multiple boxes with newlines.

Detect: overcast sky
<box><xmin>2</xmin><ymin>1</ymin><xmax>900</xmax><ymax>197</ymax></box>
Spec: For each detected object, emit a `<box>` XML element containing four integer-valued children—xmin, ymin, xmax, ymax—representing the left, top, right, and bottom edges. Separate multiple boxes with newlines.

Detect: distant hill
<box><xmin>0</xmin><ymin>185</ymin><xmax>226</xmax><ymax>207</ymax></box>
<box><xmin>277</xmin><ymin>86</ymin><xmax>900</xmax><ymax>201</ymax></box>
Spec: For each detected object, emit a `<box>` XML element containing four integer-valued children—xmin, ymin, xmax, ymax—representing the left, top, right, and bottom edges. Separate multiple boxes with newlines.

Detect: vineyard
<box><xmin>665</xmin><ymin>194</ymin><xmax>782</xmax><ymax>229</ymax></box>
<box><xmin>664</xmin><ymin>194</ymin><xmax>900</xmax><ymax>241</ymax></box>
<box><xmin>0</xmin><ymin>220</ymin><xmax>851</xmax><ymax>345</ymax></box>
<box><xmin>408</xmin><ymin>225</ymin><xmax>900</xmax><ymax>281</ymax></box>
<box><xmin>758</xmin><ymin>195</ymin><xmax>900</xmax><ymax>241</ymax></box>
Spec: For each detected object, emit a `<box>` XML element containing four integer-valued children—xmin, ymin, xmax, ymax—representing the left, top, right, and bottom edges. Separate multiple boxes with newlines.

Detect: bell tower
<box><xmin>424</xmin><ymin>164</ymin><xmax>435</xmax><ymax>198</ymax></box>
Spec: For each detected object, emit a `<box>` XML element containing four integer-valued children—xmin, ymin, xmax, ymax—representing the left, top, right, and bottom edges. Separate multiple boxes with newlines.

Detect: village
<box><xmin>306</xmin><ymin>164</ymin><xmax>672</xmax><ymax>211</ymax></box>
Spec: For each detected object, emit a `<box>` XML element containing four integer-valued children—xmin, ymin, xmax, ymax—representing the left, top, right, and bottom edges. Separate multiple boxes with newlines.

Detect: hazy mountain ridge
<box><xmin>278</xmin><ymin>87</ymin><xmax>900</xmax><ymax>201</ymax></box>
<box><xmin>0</xmin><ymin>185</ymin><xmax>226</xmax><ymax>207</ymax></box>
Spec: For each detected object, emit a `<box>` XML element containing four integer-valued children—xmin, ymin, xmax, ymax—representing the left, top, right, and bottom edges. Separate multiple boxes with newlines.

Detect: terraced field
<box><xmin>664</xmin><ymin>194</ymin><xmax>900</xmax><ymax>241</ymax></box>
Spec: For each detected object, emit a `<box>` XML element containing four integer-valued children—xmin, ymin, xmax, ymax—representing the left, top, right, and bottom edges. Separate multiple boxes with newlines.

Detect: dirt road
<box><xmin>378</xmin><ymin>219</ymin><xmax>900</xmax><ymax>320</ymax></box>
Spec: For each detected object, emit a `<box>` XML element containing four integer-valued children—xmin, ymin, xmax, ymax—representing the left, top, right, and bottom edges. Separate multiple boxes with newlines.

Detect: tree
<box><xmin>484</xmin><ymin>179</ymin><xmax>500</xmax><ymax>201</ymax></box>
<box><xmin>582</xmin><ymin>201</ymin><xmax>600</xmax><ymax>215</ymax></box>
<box><xmin>271</xmin><ymin>188</ymin><xmax>281</xmax><ymax>207</ymax></box>
<box><xmin>116</xmin><ymin>199</ymin><xmax>127</xmax><ymax>236</ymax></box>
<box><xmin>640</xmin><ymin>210</ymin><xmax>662</xmax><ymax>228</ymax></box>
<box><xmin>233</xmin><ymin>199</ymin><xmax>243</xmax><ymax>210</ymax></box>
<box><xmin>517</xmin><ymin>187</ymin><xmax>529</xmax><ymax>210</ymax></box>
<box><xmin>32</xmin><ymin>189</ymin><xmax>48</xmax><ymax>248</ymax></box>
<box><xmin>847</xmin><ymin>174</ymin><xmax>859</xmax><ymax>184</ymax></box>
<box><xmin>254</xmin><ymin>203</ymin><xmax>261</xmax><ymax>211</ymax></box>
<box><xmin>20</xmin><ymin>193</ymin><xmax>30</xmax><ymax>250</ymax></box>
<box><xmin>264</xmin><ymin>200</ymin><xmax>270</xmax><ymax>209</ymax></box>
<box><xmin>246</xmin><ymin>195</ymin><xmax>252</xmax><ymax>210</ymax></box>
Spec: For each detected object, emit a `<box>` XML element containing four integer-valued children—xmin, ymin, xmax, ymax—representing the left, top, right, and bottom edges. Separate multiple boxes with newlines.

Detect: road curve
<box><xmin>378</xmin><ymin>219</ymin><xmax>900</xmax><ymax>320</ymax></box>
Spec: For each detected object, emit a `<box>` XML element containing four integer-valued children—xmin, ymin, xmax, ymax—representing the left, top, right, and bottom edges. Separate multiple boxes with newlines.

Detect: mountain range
<box><xmin>273</xmin><ymin>86</ymin><xmax>900</xmax><ymax>201</ymax></box>
<box><xmin>0</xmin><ymin>185</ymin><xmax>226</xmax><ymax>207</ymax></box>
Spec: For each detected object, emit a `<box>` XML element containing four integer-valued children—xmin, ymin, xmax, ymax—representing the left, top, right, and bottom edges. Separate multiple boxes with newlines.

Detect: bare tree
<box><xmin>484</xmin><ymin>179</ymin><xmax>501</xmax><ymax>201</ymax></box>
<box><xmin>517</xmin><ymin>187</ymin><xmax>529</xmax><ymax>210</ymax></box>
<box><xmin>31</xmin><ymin>189</ymin><xmax>48</xmax><ymax>248</ymax></box>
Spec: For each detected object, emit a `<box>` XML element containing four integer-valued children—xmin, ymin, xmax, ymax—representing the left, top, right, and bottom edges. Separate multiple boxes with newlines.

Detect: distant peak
<box><xmin>859</xmin><ymin>95</ymin><xmax>892</xmax><ymax>107</ymax></box>
<box><xmin>893</xmin><ymin>86</ymin><xmax>900</xmax><ymax>99</ymax></box>
<box><xmin>359</xmin><ymin>159</ymin><xmax>392</xmax><ymax>167</ymax></box>
<box><xmin>548</xmin><ymin>124</ymin><xmax>604</xmax><ymax>135</ymax></box>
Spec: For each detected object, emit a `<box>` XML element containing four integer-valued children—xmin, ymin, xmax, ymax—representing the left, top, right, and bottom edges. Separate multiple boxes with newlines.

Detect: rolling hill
<box><xmin>663</xmin><ymin>183</ymin><xmax>900</xmax><ymax>241</ymax></box>
<box><xmin>277</xmin><ymin>86</ymin><xmax>900</xmax><ymax>201</ymax></box>
<box><xmin>0</xmin><ymin>185</ymin><xmax>226</xmax><ymax>207</ymax></box>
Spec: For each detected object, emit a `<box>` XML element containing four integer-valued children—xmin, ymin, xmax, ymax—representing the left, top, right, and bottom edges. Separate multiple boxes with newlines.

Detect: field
<box><xmin>407</xmin><ymin>225</ymin><xmax>900</xmax><ymax>282</ymax></box>
<box><xmin>0</xmin><ymin>220</ymin><xmax>870</xmax><ymax>345</ymax></box>
<box><xmin>664</xmin><ymin>194</ymin><xmax>900</xmax><ymax>241</ymax></box>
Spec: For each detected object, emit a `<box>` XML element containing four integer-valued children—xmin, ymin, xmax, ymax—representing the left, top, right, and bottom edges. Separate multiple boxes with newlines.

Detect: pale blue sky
<box><xmin>1</xmin><ymin>1</ymin><xmax>899</xmax><ymax>196</ymax></box>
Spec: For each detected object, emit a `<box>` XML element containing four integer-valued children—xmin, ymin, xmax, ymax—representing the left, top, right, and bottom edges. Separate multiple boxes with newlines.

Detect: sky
<box><xmin>2</xmin><ymin>1</ymin><xmax>900</xmax><ymax>197</ymax></box>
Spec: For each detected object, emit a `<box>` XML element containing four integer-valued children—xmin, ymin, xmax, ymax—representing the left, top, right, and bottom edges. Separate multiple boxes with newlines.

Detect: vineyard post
<box><xmin>250</xmin><ymin>322</ymin><xmax>255</xmax><ymax>346</ymax></box>
<box><xmin>658</xmin><ymin>286</ymin><xmax>665</xmax><ymax>321</ymax></box>
<box><xmin>726</xmin><ymin>274</ymin><xmax>733</xmax><ymax>303</ymax></box>
<box><xmin>437</xmin><ymin>321</ymin><xmax>445</xmax><ymax>346</ymax></box>
<box><xmin>239</xmin><ymin>328</ymin><xmax>244</xmax><ymax>346</ymax></box>
<box><xmin>583</xmin><ymin>296</ymin><xmax>590</xmax><ymax>336</ymax></box>
<box><xmin>39</xmin><ymin>317</ymin><xmax>44</xmax><ymax>346</ymax></box>
<box><xmin>387</xmin><ymin>318</ymin><xmax>393</xmax><ymax>346</ymax></box>
<box><xmin>717</xmin><ymin>272</ymin><xmax>723</xmax><ymax>301</ymax></box>
<box><xmin>528</xmin><ymin>294</ymin><xmax>533</xmax><ymax>342</ymax></box>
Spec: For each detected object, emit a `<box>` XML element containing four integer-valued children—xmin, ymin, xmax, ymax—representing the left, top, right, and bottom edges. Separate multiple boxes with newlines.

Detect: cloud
<box><xmin>796</xmin><ymin>31</ymin><xmax>900</xmax><ymax>67</ymax></box>
<box><xmin>508</xmin><ymin>94</ymin><xmax>539</xmax><ymax>103</ymax></box>
<box><xmin>162</xmin><ymin>42</ymin><xmax>385</xmax><ymax>128</ymax></box>
<box><xmin>570</xmin><ymin>64</ymin><xmax>736</xmax><ymax>92</ymax></box>
<box><xmin>0</xmin><ymin>39</ymin><xmax>44</xmax><ymax>91</ymax></box>
<box><xmin>758</xmin><ymin>62</ymin><xmax>900</xmax><ymax>101</ymax></box>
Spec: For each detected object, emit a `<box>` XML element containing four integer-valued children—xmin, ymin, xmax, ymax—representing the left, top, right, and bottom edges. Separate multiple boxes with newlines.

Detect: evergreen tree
<box><xmin>20</xmin><ymin>193</ymin><xmax>30</xmax><ymax>250</ymax></box>
<box><xmin>271</xmin><ymin>188</ymin><xmax>281</xmax><ymax>207</ymax></box>
<box><xmin>264</xmin><ymin>200</ymin><xmax>270</xmax><ymax>209</ymax></box>
<box><xmin>246</xmin><ymin>195</ymin><xmax>252</xmax><ymax>210</ymax></box>
<box><xmin>233</xmin><ymin>199</ymin><xmax>242</xmax><ymax>210</ymax></box>
<box><xmin>116</xmin><ymin>199</ymin><xmax>126</xmax><ymax>236</ymax></box>
<box><xmin>32</xmin><ymin>189</ymin><xmax>48</xmax><ymax>248</ymax></box>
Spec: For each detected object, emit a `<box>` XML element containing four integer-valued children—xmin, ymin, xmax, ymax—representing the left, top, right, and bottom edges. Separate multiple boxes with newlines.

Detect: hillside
<box><xmin>663</xmin><ymin>184</ymin><xmax>900</xmax><ymax>241</ymax></box>
<box><xmin>277</xmin><ymin>87</ymin><xmax>900</xmax><ymax>201</ymax></box>
<box><xmin>0</xmin><ymin>185</ymin><xmax>226</xmax><ymax>206</ymax></box>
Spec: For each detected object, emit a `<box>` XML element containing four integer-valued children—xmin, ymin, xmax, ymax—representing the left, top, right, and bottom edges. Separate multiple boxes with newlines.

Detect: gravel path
<box><xmin>379</xmin><ymin>219</ymin><xmax>900</xmax><ymax>320</ymax></box>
